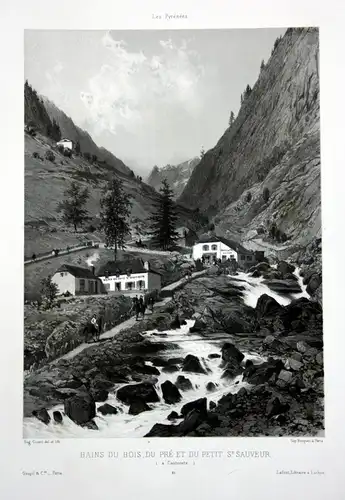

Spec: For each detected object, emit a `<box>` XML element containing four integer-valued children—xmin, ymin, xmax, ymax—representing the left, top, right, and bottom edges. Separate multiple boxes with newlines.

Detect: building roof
<box><xmin>195</xmin><ymin>234</ymin><xmax>253</xmax><ymax>254</ymax></box>
<box><xmin>98</xmin><ymin>258</ymin><xmax>162</xmax><ymax>277</ymax></box>
<box><xmin>55</xmin><ymin>264</ymin><xmax>99</xmax><ymax>279</ymax></box>
<box><xmin>57</xmin><ymin>138</ymin><xmax>73</xmax><ymax>143</ymax></box>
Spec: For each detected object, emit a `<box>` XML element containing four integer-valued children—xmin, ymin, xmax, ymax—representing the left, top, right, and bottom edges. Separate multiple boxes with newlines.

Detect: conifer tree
<box><xmin>149</xmin><ymin>179</ymin><xmax>179</xmax><ymax>250</ymax></box>
<box><xmin>58</xmin><ymin>181</ymin><xmax>89</xmax><ymax>232</ymax></box>
<box><xmin>260</xmin><ymin>59</ymin><xmax>265</xmax><ymax>71</ymax></box>
<box><xmin>100</xmin><ymin>177</ymin><xmax>132</xmax><ymax>261</ymax></box>
<box><xmin>228</xmin><ymin>111</ymin><xmax>235</xmax><ymax>127</ymax></box>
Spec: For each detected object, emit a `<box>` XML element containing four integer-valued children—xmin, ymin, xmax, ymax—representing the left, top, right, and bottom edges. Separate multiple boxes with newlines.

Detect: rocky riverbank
<box><xmin>24</xmin><ymin>261</ymin><xmax>323</xmax><ymax>437</ymax></box>
<box><xmin>24</xmin><ymin>295</ymin><xmax>132</xmax><ymax>370</ymax></box>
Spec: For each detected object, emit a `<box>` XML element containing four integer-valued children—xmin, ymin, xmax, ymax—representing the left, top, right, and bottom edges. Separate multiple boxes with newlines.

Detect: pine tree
<box><xmin>260</xmin><ymin>59</ymin><xmax>265</xmax><ymax>71</ymax></box>
<box><xmin>149</xmin><ymin>179</ymin><xmax>179</xmax><ymax>250</ymax></box>
<box><xmin>58</xmin><ymin>181</ymin><xmax>89</xmax><ymax>232</ymax></box>
<box><xmin>75</xmin><ymin>141</ymin><xmax>81</xmax><ymax>155</ymax></box>
<box><xmin>100</xmin><ymin>177</ymin><xmax>132</xmax><ymax>261</ymax></box>
<box><xmin>40</xmin><ymin>275</ymin><xmax>59</xmax><ymax>308</ymax></box>
<box><xmin>228</xmin><ymin>111</ymin><xmax>235</xmax><ymax>127</ymax></box>
<box><xmin>200</xmin><ymin>146</ymin><xmax>205</xmax><ymax>158</ymax></box>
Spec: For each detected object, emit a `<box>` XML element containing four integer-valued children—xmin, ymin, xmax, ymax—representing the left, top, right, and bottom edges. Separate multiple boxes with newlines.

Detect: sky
<box><xmin>25</xmin><ymin>28</ymin><xmax>285</xmax><ymax>175</ymax></box>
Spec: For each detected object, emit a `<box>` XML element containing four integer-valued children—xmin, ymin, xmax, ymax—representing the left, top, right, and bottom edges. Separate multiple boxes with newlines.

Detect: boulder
<box><xmin>64</xmin><ymin>394</ymin><xmax>96</xmax><ymax>425</ymax></box>
<box><xmin>182</xmin><ymin>354</ymin><xmax>207</xmax><ymax>374</ymax></box>
<box><xmin>98</xmin><ymin>403</ymin><xmax>118</xmax><ymax>416</ymax></box>
<box><xmin>178</xmin><ymin>409</ymin><xmax>205</xmax><ymax>435</ymax></box>
<box><xmin>81</xmin><ymin>420</ymin><xmax>98</xmax><ymax>430</ymax></box>
<box><xmin>181</xmin><ymin>398</ymin><xmax>207</xmax><ymax>418</ymax></box>
<box><xmin>132</xmin><ymin>363</ymin><xmax>160</xmax><ymax>376</ymax></box>
<box><xmin>90</xmin><ymin>389</ymin><xmax>109</xmax><ymax>402</ymax></box>
<box><xmin>256</xmin><ymin>294</ymin><xmax>284</xmax><ymax>318</ymax></box>
<box><xmin>116</xmin><ymin>382</ymin><xmax>159</xmax><ymax>405</ymax></box>
<box><xmin>209</xmin><ymin>401</ymin><xmax>217</xmax><ymax>410</ymax></box>
<box><xmin>167</xmin><ymin>411</ymin><xmax>181</xmax><ymax>421</ymax></box>
<box><xmin>221</xmin><ymin>342</ymin><xmax>244</xmax><ymax>364</ymax></box>
<box><xmin>161</xmin><ymin>381</ymin><xmax>182</xmax><ymax>404</ymax></box>
<box><xmin>144</xmin><ymin>423</ymin><xmax>179</xmax><ymax>437</ymax></box>
<box><xmin>277</xmin><ymin>261</ymin><xmax>295</xmax><ymax>275</ymax></box>
<box><xmin>189</xmin><ymin>318</ymin><xmax>207</xmax><ymax>333</ymax></box>
<box><xmin>208</xmin><ymin>353</ymin><xmax>221</xmax><ymax>359</ymax></box>
<box><xmin>306</xmin><ymin>273</ymin><xmax>322</xmax><ymax>295</ymax></box>
<box><xmin>128</xmin><ymin>399</ymin><xmax>152</xmax><ymax>415</ymax></box>
<box><xmin>266</xmin><ymin>396</ymin><xmax>290</xmax><ymax>418</ymax></box>
<box><xmin>206</xmin><ymin>381</ymin><xmax>217</xmax><ymax>392</ymax></box>
<box><xmin>263</xmin><ymin>279</ymin><xmax>302</xmax><ymax>295</ymax></box>
<box><xmin>53</xmin><ymin>411</ymin><xmax>63</xmax><ymax>424</ymax></box>
<box><xmin>243</xmin><ymin>358</ymin><xmax>285</xmax><ymax>385</ymax></box>
<box><xmin>277</xmin><ymin>370</ymin><xmax>293</xmax><ymax>384</ymax></box>
<box><xmin>175</xmin><ymin>375</ymin><xmax>193</xmax><ymax>391</ymax></box>
<box><xmin>32</xmin><ymin>408</ymin><xmax>51</xmax><ymax>425</ymax></box>
<box><xmin>287</xmin><ymin>358</ymin><xmax>303</xmax><ymax>371</ymax></box>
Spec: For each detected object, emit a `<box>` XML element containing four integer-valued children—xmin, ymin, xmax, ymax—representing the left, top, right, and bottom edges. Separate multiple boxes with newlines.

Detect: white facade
<box><xmin>56</xmin><ymin>138</ymin><xmax>73</xmax><ymax>150</ymax></box>
<box><xmin>192</xmin><ymin>241</ymin><xmax>238</xmax><ymax>262</ymax></box>
<box><xmin>99</xmin><ymin>271</ymin><xmax>161</xmax><ymax>293</ymax></box>
<box><xmin>52</xmin><ymin>271</ymin><xmax>101</xmax><ymax>295</ymax></box>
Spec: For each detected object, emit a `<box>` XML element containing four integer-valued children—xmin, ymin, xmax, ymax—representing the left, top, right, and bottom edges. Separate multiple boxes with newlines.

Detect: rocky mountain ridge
<box><xmin>147</xmin><ymin>157</ymin><xmax>200</xmax><ymax>199</ymax></box>
<box><xmin>178</xmin><ymin>28</ymin><xmax>320</xmax><ymax>249</ymax></box>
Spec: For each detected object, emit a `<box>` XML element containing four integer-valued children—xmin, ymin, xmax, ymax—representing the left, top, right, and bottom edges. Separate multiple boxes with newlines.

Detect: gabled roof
<box><xmin>57</xmin><ymin>138</ymin><xmax>73</xmax><ymax>143</ymax></box>
<box><xmin>55</xmin><ymin>264</ymin><xmax>99</xmax><ymax>279</ymax></box>
<box><xmin>195</xmin><ymin>234</ymin><xmax>253</xmax><ymax>254</ymax></box>
<box><xmin>98</xmin><ymin>258</ymin><xmax>162</xmax><ymax>277</ymax></box>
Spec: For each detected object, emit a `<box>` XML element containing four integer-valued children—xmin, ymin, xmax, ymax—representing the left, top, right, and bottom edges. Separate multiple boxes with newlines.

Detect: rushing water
<box><xmin>23</xmin><ymin>266</ymin><xmax>309</xmax><ymax>438</ymax></box>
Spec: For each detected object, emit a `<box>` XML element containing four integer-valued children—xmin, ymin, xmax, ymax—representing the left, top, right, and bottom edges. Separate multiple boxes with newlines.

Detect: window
<box><xmin>222</xmin><ymin>255</ymin><xmax>227</xmax><ymax>261</ymax></box>
<box><xmin>125</xmin><ymin>282</ymin><xmax>135</xmax><ymax>291</ymax></box>
<box><xmin>211</xmin><ymin>244</ymin><xmax>217</xmax><ymax>251</ymax></box>
<box><xmin>60</xmin><ymin>272</ymin><xmax>64</xmax><ymax>277</ymax></box>
<box><xmin>137</xmin><ymin>280</ymin><xmax>145</xmax><ymax>290</ymax></box>
<box><xmin>230</xmin><ymin>255</ymin><xmax>236</xmax><ymax>261</ymax></box>
<box><xmin>246</xmin><ymin>255</ymin><xmax>252</xmax><ymax>261</ymax></box>
<box><xmin>89</xmin><ymin>281</ymin><xmax>94</xmax><ymax>294</ymax></box>
<box><xmin>79</xmin><ymin>279</ymin><xmax>85</xmax><ymax>292</ymax></box>
<box><xmin>202</xmin><ymin>245</ymin><xmax>209</xmax><ymax>251</ymax></box>
<box><xmin>240</xmin><ymin>255</ymin><xmax>245</xmax><ymax>261</ymax></box>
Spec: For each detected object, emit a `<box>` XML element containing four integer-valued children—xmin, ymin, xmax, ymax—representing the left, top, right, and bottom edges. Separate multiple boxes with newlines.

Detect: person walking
<box><xmin>90</xmin><ymin>314</ymin><xmax>99</xmax><ymax>341</ymax></box>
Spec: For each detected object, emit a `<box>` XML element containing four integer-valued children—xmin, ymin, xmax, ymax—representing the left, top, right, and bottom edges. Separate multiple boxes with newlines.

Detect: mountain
<box><xmin>147</xmin><ymin>157</ymin><xmax>200</xmax><ymax>199</ymax></box>
<box><xmin>24</xmin><ymin>85</ymin><xmax>199</xmax><ymax>255</ymax></box>
<box><xmin>178</xmin><ymin>28</ymin><xmax>320</xmax><ymax>249</ymax></box>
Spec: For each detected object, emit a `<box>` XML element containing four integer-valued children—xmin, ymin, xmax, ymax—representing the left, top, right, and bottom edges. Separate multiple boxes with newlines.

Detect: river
<box><xmin>23</xmin><ymin>266</ymin><xmax>309</xmax><ymax>438</ymax></box>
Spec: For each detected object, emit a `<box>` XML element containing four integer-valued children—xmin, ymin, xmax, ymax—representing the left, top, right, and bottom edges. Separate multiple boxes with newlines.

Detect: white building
<box><xmin>52</xmin><ymin>264</ymin><xmax>104</xmax><ymax>296</ymax></box>
<box><xmin>98</xmin><ymin>258</ymin><xmax>162</xmax><ymax>295</ymax></box>
<box><xmin>192</xmin><ymin>235</ymin><xmax>255</xmax><ymax>266</ymax></box>
<box><xmin>56</xmin><ymin>138</ymin><xmax>73</xmax><ymax>151</ymax></box>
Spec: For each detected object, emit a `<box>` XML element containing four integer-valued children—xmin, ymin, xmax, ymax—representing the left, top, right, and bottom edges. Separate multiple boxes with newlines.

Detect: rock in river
<box><xmin>98</xmin><ymin>403</ymin><xmax>118</xmax><ymax>416</ymax></box>
<box><xmin>116</xmin><ymin>382</ymin><xmax>160</xmax><ymax>405</ymax></box>
<box><xmin>128</xmin><ymin>399</ymin><xmax>152</xmax><ymax>415</ymax></box>
<box><xmin>64</xmin><ymin>394</ymin><xmax>96</xmax><ymax>425</ymax></box>
<box><xmin>182</xmin><ymin>354</ymin><xmax>207</xmax><ymax>374</ymax></box>
<box><xmin>32</xmin><ymin>408</ymin><xmax>51</xmax><ymax>425</ymax></box>
<box><xmin>175</xmin><ymin>375</ymin><xmax>193</xmax><ymax>391</ymax></box>
<box><xmin>161</xmin><ymin>381</ymin><xmax>182</xmax><ymax>404</ymax></box>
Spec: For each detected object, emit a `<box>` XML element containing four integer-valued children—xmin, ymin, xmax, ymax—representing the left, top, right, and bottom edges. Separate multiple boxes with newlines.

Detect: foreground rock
<box><xmin>161</xmin><ymin>381</ymin><xmax>182</xmax><ymax>404</ymax></box>
<box><xmin>64</xmin><ymin>394</ymin><xmax>96</xmax><ymax>425</ymax></box>
<box><xmin>128</xmin><ymin>399</ymin><xmax>152</xmax><ymax>415</ymax></box>
<box><xmin>98</xmin><ymin>403</ymin><xmax>118</xmax><ymax>416</ymax></box>
<box><xmin>182</xmin><ymin>354</ymin><xmax>207</xmax><ymax>374</ymax></box>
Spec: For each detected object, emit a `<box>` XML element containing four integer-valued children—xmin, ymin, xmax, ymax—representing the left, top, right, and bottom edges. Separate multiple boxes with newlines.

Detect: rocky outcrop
<box><xmin>179</xmin><ymin>28</ymin><xmax>320</xmax><ymax>248</ymax></box>
<box><xmin>64</xmin><ymin>394</ymin><xmax>96</xmax><ymax>425</ymax></box>
<box><xmin>116</xmin><ymin>382</ymin><xmax>160</xmax><ymax>405</ymax></box>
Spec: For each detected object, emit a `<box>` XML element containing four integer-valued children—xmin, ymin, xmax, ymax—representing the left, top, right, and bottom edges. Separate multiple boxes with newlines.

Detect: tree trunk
<box><xmin>74</xmin><ymin>222</ymin><xmax>77</xmax><ymax>232</ymax></box>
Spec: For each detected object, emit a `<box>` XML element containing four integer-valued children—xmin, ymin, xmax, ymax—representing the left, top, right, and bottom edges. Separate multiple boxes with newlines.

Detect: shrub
<box><xmin>83</xmin><ymin>152</ymin><xmax>91</xmax><ymax>161</ymax></box>
<box><xmin>40</xmin><ymin>276</ymin><xmax>59</xmax><ymax>309</ymax></box>
<box><xmin>32</xmin><ymin>152</ymin><xmax>39</xmax><ymax>159</ymax></box>
<box><xmin>45</xmin><ymin>150</ymin><xmax>55</xmax><ymax>162</ymax></box>
<box><xmin>262</xmin><ymin>187</ymin><xmax>270</xmax><ymax>202</ymax></box>
<box><xmin>245</xmin><ymin>191</ymin><xmax>252</xmax><ymax>203</ymax></box>
<box><xmin>257</xmin><ymin>227</ymin><xmax>265</xmax><ymax>235</ymax></box>
<box><xmin>87</xmin><ymin>224</ymin><xmax>97</xmax><ymax>233</ymax></box>
<box><xmin>63</xmin><ymin>148</ymin><xmax>72</xmax><ymax>158</ymax></box>
<box><xmin>281</xmin><ymin>232</ymin><xmax>287</xmax><ymax>243</ymax></box>
<box><xmin>57</xmin><ymin>145</ymin><xmax>65</xmax><ymax>154</ymax></box>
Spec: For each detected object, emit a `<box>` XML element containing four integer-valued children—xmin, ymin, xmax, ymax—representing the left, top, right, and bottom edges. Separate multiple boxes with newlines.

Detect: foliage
<box><xmin>200</xmin><ymin>146</ymin><xmax>205</xmax><ymax>158</ymax></box>
<box><xmin>92</xmin><ymin>154</ymin><xmax>98</xmax><ymax>163</ymax></box>
<box><xmin>262</xmin><ymin>187</ymin><xmax>270</xmax><ymax>203</ymax></box>
<box><xmin>75</xmin><ymin>141</ymin><xmax>81</xmax><ymax>155</ymax></box>
<box><xmin>57</xmin><ymin>181</ymin><xmax>89</xmax><ymax>232</ymax></box>
<box><xmin>63</xmin><ymin>148</ymin><xmax>72</xmax><ymax>158</ymax></box>
<box><xmin>149</xmin><ymin>179</ymin><xmax>179</xmax><ymax>251</ymax></box>
<box><xmin>245</xmin><ymin>191</ymin><xmax>252</xmax><ymax>203</ymax></box>
<box><xmin>100</xmin><ymin>177</ymin><xmax>132</xmax><ymax>261</ymax></box>
<box><xmin>24</xmin><ymin>80</ymin><xmax>55</xmax><ymax>138</ymax></box>
<box><xmin>83</xmin><ymin>152</ymin><xmax>91</xmax><ymax>161</ymax></box>
<box><xmin>228</xmin><ymin>111</ymin><xmax>235</xmax><ymax>127</ymax></box>
<box><xmin>40</xmin><ymin>276</ymin><xmax>59</xmax><ymax>309</ymax></box>
<box><xmin>260</xmin><ymin>59</ymin><xmax>265</xmax><ymax>71</ymax></box>
<box><xmin>48</xmin><ymin>119</ymin><xmax>61</xmax><ymax>142</ymax></box>
<box><xmin>45</xmin><ymin>150</ymin><xmax>55</xmax><ymax>162</ymax></box>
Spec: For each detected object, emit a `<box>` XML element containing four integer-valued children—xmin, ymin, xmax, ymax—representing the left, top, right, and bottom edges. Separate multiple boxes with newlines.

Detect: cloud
<box><xmin>80</xmin><ymin>31</ymin><xmax>204</xmax><ymax>137</ymax></box>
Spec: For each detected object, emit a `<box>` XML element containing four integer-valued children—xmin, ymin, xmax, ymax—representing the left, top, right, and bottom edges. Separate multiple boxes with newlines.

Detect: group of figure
<box><xmin>132</xmin><ymin>294</ymin><xmax>155</xmax><ymax>321</ymax></box>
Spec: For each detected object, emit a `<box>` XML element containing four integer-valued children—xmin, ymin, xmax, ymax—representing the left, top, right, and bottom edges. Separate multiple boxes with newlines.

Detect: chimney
<box><xmin>144</xmin><ymin>260</ymin><xmax>150</xmax><ymax>271</ymax></box>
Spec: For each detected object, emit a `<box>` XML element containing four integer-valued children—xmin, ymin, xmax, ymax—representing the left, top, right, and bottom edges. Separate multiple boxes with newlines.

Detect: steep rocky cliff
<box><xmin>147</xmin><ymin>157</ymin><xmax>200</xmax><ymax>199</ymax></box>
<box><xmin>178</xmin><ymin>28</ymin><xmax>320</xmax><ymax>248</ymax></box>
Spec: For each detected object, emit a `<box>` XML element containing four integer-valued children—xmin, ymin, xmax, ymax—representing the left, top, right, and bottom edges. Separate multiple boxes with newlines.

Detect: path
<box><xmin>53</xmin><ymin>269</ymin><xmax>207</xmax><ymax>363</ymax></box>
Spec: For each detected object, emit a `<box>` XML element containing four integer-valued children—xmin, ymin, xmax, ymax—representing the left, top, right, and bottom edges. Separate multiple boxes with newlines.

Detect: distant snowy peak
<box><xmin>147</xmin><ymin>157</ymin><xmax>200</xmax><ymax>199</ymax></box>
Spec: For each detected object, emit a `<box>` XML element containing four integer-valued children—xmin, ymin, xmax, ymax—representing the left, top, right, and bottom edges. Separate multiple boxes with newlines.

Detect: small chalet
<box><xmin>192</xmin><ymin>235</ymin><xmax>256</xmax><ymax>266</ymax></box>
<box><xmin>52</xmin><ymin>264</ymin><xmax>104</xmax><ymax>296</ymax></box>
<box><xmin>56</xmin><ymin>138</ymin><xmax>74</xmax><ymax>151</ymax></box>
<box><xmin>98</xmin><ymin>258</ymin><xmax>162</xmax><ymax>294</ymax></box>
